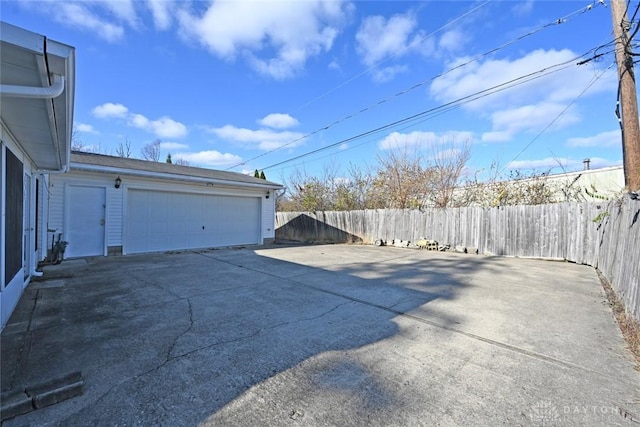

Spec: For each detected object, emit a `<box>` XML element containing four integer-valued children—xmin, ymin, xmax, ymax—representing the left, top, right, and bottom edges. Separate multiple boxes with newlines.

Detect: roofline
<box><xmin>70</xmin><ymin>162</ymin><xmax>284</xmax><ymax>190</ymax></box>
<box><xmin>0</xmin><ymin>21</ymin><xmax>45</xmax><ymax>54</ymax></box>
<box><xmin>0</xmin><ymin>21</ymin><xmax>74</xmax><ymax>172</ymax></box>
<box><xmin>547</xmin><ymin>165</ymin><xmax>623</xmax><ymax>178</ymax></box>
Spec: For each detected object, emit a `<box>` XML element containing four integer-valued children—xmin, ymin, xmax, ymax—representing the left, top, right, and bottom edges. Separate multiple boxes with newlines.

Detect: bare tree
<box><xmin>71</xmin><ymin>126</ymin><xmax>87</xmax><ymax>151</ymax></box>
<box><xmin>374</xmin><ymin>147</ymin><xmax>429</xmax><ymax>209</ymax></box>
<box><xmin>278</xmin><ymin>140</ymin><xmax>471</xmax><ymax>212</ymax></box>
<box><xmin>141</xmin><ymin>139</ymin><xmax>161</xmax><ymax>162</ymax></box>
<box><xmin>174</xmin><ymin>157</ymin><xmax>191</xmax><ymax>166</ymax></box>
<box><xmin>285</xmin><ymin>167</ymin><xmax>333</xmax><ymax>211</ymax></box>
<box><xmin>426</xmin><ymin>142</ymin><xmax>471</xmax><ymax>208</ymax></box>
<box><xmin>115</xmin><ymin>138</ymin><xmax>132</xmax><ymax>158</ymax></box>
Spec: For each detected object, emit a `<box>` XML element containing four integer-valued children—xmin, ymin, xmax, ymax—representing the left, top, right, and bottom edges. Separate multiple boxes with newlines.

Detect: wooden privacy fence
<box><xmin>276</xmin><ymin>199</ymin><xmax>640</xmax><ymax>322</ymax></box>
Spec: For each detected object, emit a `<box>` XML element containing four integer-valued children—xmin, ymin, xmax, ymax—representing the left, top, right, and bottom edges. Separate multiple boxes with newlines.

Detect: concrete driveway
<box><xmin>1</xmin><ymin>244</ymin><xmax>638</xmax><ymax>426</ymax></box>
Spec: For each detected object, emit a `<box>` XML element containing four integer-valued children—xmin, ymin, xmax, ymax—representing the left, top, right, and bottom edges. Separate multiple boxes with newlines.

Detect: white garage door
<box><xmin>126</xmin><ymin>190</ymin><xmax>261</xmax><ymax>254</ymax></box>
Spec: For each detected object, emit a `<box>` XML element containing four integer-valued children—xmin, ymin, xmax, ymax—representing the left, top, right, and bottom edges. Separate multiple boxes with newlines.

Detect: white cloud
<box><xmin>430</xmin><ymin>48</ymin><xmax>616</xmax><ymax>143</ymax></box>
<box><xmin>372</xmin><ymin>65</ymin><xmax>408</xmax><ymax>83</ymax></box>
<box><xmin>513</xmin><ymin>0</ymin><xmax>535</xmax><ymax>16</ymax></box>
<box><xmin>209</xmin><ymin>125</ymin><xmax>306</xmax><ymax>151</ymax></box>
<box><xmin>354</xmin><ymin>12</ymin><xmax>436</xmax><ymax>82</ymax></box>
<box><xmin>100</xmin><ymin>0</ymin><xmax>138</xmax><ymax>27</ymax></box>
<box><xmin>506</xmin><ymin>157</ymin><xmax>580</xmax><ymax>170</ymax></box>
<box><xmin>92</xmin><ymin>102</ymin><xmax>129</xmax><ymax>119</ymax></box>
<box><xmin>430</xmin><ymin>49</ymin><xmax>615</xmax><ymax>112</ymax></box>
<box><xmin>17</xmin><ymin>1</ymin><xmax>127</xmax><ymax>42</ymax></box>
<box><xmin>258</xmin><ymin>113</ymin><xmax>300</xmax><ymax>129</ymax></box>
<box><xmin>566</xmin><ymin>130</ymin><xmax>620</xmax><ymax>148</ymax></box>
<box><xmin>481</xmin><ymin>102</ymin><xmax>581</xmax><ymax>143</ymax></box>
<box><xmin>177</xmin><ymin>0</ymin><xmax>349</xmax><ymax>79</ymax></box>
<box><xmin>174</xmin><ymin>150</ymin><xmax>242</xmax><ymax>167</ymax></box>
<box><xmin>586</xmin><ymin>158</ymin><xmax>623</xmax><ymax>169</ymax></box>
<box><xmin>75</xmin><ymin>123</ymin><xmax>98</xmax><ymax>134</ymax></box>
<box><xmin>378</xmin><ymin>130</ymin><xmax>475</xmax><ymax>150</ymax></box>
<box><xmin>438</xmin><ymin>29</ymin><xmax>466</xmax><ymax>53</ymax></box>
<box><xmin>93</xmin><ymin>102</ymin><xmax>187</xmax><ymax>138</ymax></box>
<box><xmin>129</xmin><ymin>114</ymin><xmax>188</xmax><ymax>139</ymax></box>
<box><xmin>159</xmin><ymin>141</ymin><xmax>189</xmax><ymax>150</ymax></box>
<box><xmin>355</xmin><ymin>12</ymin><xmax>431</xmax><ymax>68</ymax></box>
<box><xmin>328</xmin><ymin>59</ymin><xmax>341</xmax><ymax>71</ymax></box>
<box><xmin>146</xmin><ymin>0</ymin><xmax>173</xmax><ymax>30</ymax></box>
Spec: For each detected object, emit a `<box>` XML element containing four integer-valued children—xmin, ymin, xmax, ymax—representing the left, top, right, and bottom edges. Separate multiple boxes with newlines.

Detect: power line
<box><xmin>290</xmin><ymin>1</ymin><xmax>493</xmax><ymax>114</ymax></box>
<box><xmin>227</xmin><ymin>1</ymin><xmax>604</xmax><ymax>172</ymax></box>
<box><xmin>499</xmin><ymin>62</ymin><xmax>615</xmax><ymax>175</ymax></box>
<box><xmin>260</xmin><ymin>53</ymin><xmax>595</xmax><ymax>172</ymax></box>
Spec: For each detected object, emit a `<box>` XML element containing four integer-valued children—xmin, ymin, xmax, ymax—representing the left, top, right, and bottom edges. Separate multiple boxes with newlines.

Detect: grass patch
<box><xmin>598</xmin><ymin>270</ymin><xmax>640</xmax><ymax>370</ymax></box>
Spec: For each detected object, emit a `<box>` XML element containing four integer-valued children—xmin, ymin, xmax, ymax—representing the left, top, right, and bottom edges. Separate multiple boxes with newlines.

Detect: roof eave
<box><xmin>70</xmin><ymin>162</ymin><xmax>285</xmax><ymax>190</ymax></box>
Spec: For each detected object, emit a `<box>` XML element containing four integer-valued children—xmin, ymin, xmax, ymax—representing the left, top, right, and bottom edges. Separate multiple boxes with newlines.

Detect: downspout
<box><xmin>0</xmin><ymin>74</ymin><xmax>65</xmax><ymax>99</ymax></box>
<box><xmin>1</xmin><ymin>73</ymin><xmax>70</xmax><ymax>175</ymax></box>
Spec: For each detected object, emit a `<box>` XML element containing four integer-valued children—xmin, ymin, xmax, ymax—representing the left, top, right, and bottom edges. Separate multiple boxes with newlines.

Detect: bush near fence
<box><xmin>276</xmin><ymin>199</ymin><xmax>640</xmax><ymax>323</ymax></box>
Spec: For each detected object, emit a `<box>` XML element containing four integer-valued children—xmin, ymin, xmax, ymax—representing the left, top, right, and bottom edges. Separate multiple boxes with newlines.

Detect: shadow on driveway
<box><xmin>1</xmin><ymin>244</ymin><xmax>638</xmax><ymax>426</ymax></box>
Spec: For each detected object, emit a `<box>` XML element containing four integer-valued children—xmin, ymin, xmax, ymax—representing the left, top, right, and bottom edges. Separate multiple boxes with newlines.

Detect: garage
<box><xmin>126</xmin><ymin>189</ymin><xmax>261</xmax><ymax>254</ymax></box>
<box><xmin>46</xmin><ymin>152</ymin><xmax>282</xmax><ymax>258</ymax></box>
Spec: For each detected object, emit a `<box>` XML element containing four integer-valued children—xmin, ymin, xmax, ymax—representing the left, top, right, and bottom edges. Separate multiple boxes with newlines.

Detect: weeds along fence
<box><xmin>276</xmin><ymin>199</ymin><xmax>640</xmax><ymax>322</ymax></box>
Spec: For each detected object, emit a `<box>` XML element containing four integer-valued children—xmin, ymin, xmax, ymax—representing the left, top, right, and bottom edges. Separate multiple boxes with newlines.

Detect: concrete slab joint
<box><xmin>0</xmin><ymin>372</ymin><xmax>83</xmax><ymax>421</ymax></box>
<box><xmin>0</xmin><ymin>390</ymin><xmax>33</xmax><ymax>421</ymax></box>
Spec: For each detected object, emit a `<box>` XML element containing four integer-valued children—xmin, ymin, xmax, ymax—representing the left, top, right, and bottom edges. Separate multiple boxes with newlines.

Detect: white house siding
<box><xmin>47</xmin><ymin>174</ymin><xmax>65</xmax><ymax>250</ymax></box>
<box><xmin>36</xmin><ymin>174</ymin><xmax>49</xmax><ymax>262</ymax></box>
<box><xmin>49</xmin><ymin>169</ymin><xmax>272</xmax><ymax>257</ymax></box>
<box><xmin>106</xmin><ymin>184</ymin><xmax>123</xmax><ymax>248</ymax></box>
<box><xmin>262</xmin><ymin>195</ymin><xmax>275</xmax><ymax>240</ymax></box>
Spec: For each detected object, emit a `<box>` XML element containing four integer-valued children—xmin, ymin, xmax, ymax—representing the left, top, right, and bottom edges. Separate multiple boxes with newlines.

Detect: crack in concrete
<box><xmin>168</xmin><ymin>299</ymin><xmax>354</xmax><ymax>363</ymax></box>
<box><xmin>166</xmin><ymin>298</ymin><xmax>194</xmax><ymax>360</ymax></box>
<box><xmin>79</xmin><ymin>296</ymin><xmax>353</xmax><ymax>415</ymax></box>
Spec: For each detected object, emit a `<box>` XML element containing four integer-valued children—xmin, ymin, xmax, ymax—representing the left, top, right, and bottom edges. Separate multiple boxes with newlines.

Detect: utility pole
<box><xmin>611</xmin><ymin>0</ymin><xmax>640</xmax><ymax>192</ymax></box>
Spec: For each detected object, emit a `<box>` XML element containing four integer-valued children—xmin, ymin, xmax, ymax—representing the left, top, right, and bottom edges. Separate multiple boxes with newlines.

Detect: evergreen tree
<box><xmin>166</xmin><ymin>153</ymin><xmax>172</xmax><ymax>164</ymax></box>
<box><xmin>254</xmin><ymin>169</ymin><xmax>260</xmax><ymax>178</ymax></box>
<box><xmin>260</xmin><ymin>171</ymin><xmax>266</xmax><ymax>180</ymax></box>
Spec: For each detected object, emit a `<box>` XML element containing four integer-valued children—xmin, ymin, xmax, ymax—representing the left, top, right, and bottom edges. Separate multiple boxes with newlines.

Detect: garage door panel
<box><xmin>126</xmin><ymin>189</ymin><xmax>260</xmax><ymax>254</ymax></box>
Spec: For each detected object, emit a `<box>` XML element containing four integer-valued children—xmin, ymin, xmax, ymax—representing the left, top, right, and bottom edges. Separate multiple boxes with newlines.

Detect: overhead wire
<box><xmin>499</xmin><ymin>61</ymin><xmax>616</xmax><ymax>175</ymax></box>
<box><xmin>291</xmin><ymin>0</ymin><xmax>493</xmax><ymax>114</ymax></box>
<box><xmin>226</xmin><ymin>1</ymin><xmax>604</xmax><ymax>172</ymax></box>
<box><xmin>260</xmin><ymin>50</ymin><xmax>601</xmax><ymax>172</ymax></box>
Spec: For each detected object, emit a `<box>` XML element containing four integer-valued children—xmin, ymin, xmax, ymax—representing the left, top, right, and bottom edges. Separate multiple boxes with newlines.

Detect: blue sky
<box><xmin>2</xmin><ymin>0</ymin><xmax>625</xmax><ymax>181</ymax></box>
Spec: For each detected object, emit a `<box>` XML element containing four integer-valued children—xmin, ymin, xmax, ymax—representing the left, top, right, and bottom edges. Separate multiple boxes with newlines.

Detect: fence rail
<box><xmin>276</xmin><ymin>199</ymin><xmax>640</xmax><ymax>322</ymax></box>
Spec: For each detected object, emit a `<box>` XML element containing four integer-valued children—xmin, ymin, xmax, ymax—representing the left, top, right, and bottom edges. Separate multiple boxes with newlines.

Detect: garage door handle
<box><xmin>202</xmin><ymin>226</ymin><xmax>205</xmax><ymax>230</ymax></box>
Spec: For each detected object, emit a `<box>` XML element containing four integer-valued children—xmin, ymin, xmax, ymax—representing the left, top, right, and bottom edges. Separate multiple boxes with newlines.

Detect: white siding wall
<box><xmin>47</xmin><ymin>174</ymin><xmax>66</xmax><ymax>248</ymax></box>
<box><xmin>37</xmin><ymin>174</ymin><xmax>49</xmax><ymax>261</ymax></box>
<box><xmin>262</xmin><ymin>195</ymin><xmax>275</xmax><ymax>239</ymax></box>
<box><xmin>107</xmin><ymin>184</ymin><xmax>123</xmax><ymax>246</ymax></box>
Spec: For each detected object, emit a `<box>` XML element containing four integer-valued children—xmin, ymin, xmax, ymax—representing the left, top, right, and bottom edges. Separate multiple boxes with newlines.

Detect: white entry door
<box><xmin>66</xmin><ymin>185</ymin><xmax>106</xmax><ymax>257</ymax></box>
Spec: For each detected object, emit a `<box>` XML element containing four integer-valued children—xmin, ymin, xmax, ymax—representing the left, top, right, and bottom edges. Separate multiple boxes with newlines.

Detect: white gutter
<box><xmin>0</xmin><ymin>74</ymin><xmax>65</xmax><ymax>99</ymax></box>
<box><xmin>71</xmin><ymin>163</ymin><xmax>284</xmax><ymax>191</ymax></box>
